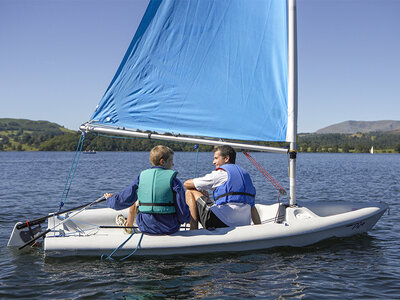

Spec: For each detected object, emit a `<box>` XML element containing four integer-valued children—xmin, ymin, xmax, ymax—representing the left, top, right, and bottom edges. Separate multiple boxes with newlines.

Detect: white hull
<box><xmin>9</xmin><ymin>201</ymin><xmax>387</xmax><ymax>257</ymax></box>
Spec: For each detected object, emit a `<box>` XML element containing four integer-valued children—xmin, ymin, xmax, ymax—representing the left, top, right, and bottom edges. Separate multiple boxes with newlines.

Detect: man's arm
<box><xmin>184</xmin><ymin>179</ymin><xmax>196</xmax><ymax>190</ymax></box>
<box><xmin>185</xmin><ymin>171</ymin><xmax>227</xmax><ymax>195</ymax></box>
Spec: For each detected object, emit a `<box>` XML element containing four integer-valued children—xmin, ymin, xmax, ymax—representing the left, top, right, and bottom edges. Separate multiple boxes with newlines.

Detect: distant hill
<box><xmin>0</xmin><ymin>118</ymin><xmax>211</xmax><ymax>152</ymax></box>
<box><xmin>0</xmin><ymin>118</ymin><xmax>72</xmax><ymax>135</ymax></box>
<box><xmin>316</xmin><ymin>120</ymin><xmax>400</xmax><ymax>134</ymax></box>
<box><xmin>0</xmin><ymin>118</ymin><xmax>75</xmax><ymax>151</ymax></box>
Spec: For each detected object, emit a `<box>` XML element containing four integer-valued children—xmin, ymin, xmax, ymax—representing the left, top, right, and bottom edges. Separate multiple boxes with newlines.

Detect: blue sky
<box><xmin>1</xmin><ymin>0</ymin><xmax>399</xmax><ymax>133</ymax></box>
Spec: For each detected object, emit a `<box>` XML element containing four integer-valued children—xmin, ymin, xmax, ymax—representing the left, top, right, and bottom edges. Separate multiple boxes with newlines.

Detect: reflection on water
<box><xmin>29</xmin><ymin>235</ymin><xmax>387</xmax><ymax>299</ymax></box>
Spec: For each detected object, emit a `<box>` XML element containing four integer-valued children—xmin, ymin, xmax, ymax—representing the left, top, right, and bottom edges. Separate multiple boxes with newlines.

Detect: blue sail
<box><xmin>90</xmin><ymin>0</ymin><xmax>288</xmax><ymax>142</ymax></box>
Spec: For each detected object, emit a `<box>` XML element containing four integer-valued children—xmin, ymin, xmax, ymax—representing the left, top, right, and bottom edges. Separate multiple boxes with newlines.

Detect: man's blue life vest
<box><xmin>213</xmin><ymin>164</ymin><xmax>256</xmax><ymax>206</ymax></box>
<box><xmin>137</xmin><ymin>168</ymin><xmax>177</xmax><ymax>214</ymax></box>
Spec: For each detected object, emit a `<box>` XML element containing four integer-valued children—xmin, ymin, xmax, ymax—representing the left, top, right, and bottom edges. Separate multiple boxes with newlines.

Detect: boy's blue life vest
<box><xmin>213</xmin><ymin>164</ymin><xmax>256</xmax><ymax>206</ymax></box>
<box><xmin>138</xmin><ymin>168</ymin><xmax>177</xmax><ymax>214</ymax></box>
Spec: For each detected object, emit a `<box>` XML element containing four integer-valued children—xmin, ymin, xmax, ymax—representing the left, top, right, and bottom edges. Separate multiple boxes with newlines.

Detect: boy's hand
<box><xmin>104</xmin><ymin>193</ymin><xmax>114</xmax><ymax>199</ymax></box>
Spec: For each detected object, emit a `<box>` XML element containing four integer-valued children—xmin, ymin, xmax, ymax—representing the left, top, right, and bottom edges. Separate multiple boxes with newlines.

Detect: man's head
<box><xmin>213</xmin><ymin>145</ymin><xmax>236</xmax><ymax>168</ymax></box>
<box><xmin>149</xmin><ymin>145</ymin><xmax>174</xmax><ymax>168</ymax></box>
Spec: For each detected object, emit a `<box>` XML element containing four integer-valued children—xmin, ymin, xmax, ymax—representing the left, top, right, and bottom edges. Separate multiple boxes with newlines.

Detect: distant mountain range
<box><xmin>315</xmin><ymin>120</ymin><xmax>400</xmax><ymax>134</ymax></box>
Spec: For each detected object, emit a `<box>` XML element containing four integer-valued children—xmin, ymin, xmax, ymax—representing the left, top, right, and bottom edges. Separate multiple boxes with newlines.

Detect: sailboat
<box><xmin>8</xmin><ymin>0</ymin><xmax>387</xmax><ymax>257</ymax></box>
<box><xmin>370</xmin><ymin>146</ymin><xmax>374</xmax><ymax>154</ymax></box>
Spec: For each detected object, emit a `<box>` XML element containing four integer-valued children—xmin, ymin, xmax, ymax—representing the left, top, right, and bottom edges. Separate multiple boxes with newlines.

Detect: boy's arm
<box><xmin>106</xmin><ymin>175</ymin><xmax>140</xmax><ymax>210</ymax></box>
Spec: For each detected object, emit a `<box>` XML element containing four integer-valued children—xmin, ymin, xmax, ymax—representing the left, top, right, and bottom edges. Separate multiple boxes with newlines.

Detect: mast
<box><xmin>287</xmin><ymin>0</ymin><xmax>298</xmax><ymax>206</ymax></box>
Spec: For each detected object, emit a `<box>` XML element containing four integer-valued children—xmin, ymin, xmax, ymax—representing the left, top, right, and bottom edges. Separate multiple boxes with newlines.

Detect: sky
<box><xmin>0</xmin><ymin>0</ymin><xmax>399</xmax><ymax>134</ymax></box>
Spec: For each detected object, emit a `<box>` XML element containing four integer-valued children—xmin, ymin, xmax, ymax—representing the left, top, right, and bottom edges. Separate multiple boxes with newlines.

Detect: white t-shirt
<box><xmin>193</xmin><ymin>169</ymin><xmax>252</xmax><ymax>227</ymax></box>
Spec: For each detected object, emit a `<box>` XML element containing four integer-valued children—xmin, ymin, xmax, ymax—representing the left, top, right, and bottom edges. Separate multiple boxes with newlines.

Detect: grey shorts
<box><xmin>196</xmin><ymin>196</ymin><xmax>228</xmax><ymax>229</ymax></box>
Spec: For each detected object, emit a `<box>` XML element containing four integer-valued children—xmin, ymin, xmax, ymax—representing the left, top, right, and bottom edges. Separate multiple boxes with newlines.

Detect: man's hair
<box><xmin>149</xmin><ymin>145</ymin><xmax>174</xmax><ymax>166</ymax></box>
<box><xmin>214</xmin><ymin>145</ymin><xmax>236</xmax><ymax>164</ymax></box>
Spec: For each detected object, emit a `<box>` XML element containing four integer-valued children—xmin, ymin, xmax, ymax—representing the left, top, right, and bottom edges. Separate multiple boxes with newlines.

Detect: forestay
<box><xmin>89</xmin><ymin>0</ymin><xmax>289</xmax><ymax>142</ymax></box>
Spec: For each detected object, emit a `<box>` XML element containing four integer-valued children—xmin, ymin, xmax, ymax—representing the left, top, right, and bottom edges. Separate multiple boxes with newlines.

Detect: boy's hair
<box><xmin>149</xmin><ymin>145</ymin><xmax>174</xmax><ymax>166</ymax></box>
<box><xmin>214</xmin><ymin>145</ymin><xmax>236</xmax><ymax>164</ymax></box>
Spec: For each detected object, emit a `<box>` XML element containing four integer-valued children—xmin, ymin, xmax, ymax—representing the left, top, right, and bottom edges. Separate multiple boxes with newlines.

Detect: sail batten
<box><xmin>90</xmin><ymin>0</ymin><xmax>289</xmax><ymax>142</ymax></box>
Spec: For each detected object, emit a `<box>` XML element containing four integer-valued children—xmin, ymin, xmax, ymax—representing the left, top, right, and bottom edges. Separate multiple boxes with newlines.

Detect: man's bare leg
<box><xmin>185</xmin><ymin>190</ymin><xmax>204</xmax><ymax>230</ymax></box>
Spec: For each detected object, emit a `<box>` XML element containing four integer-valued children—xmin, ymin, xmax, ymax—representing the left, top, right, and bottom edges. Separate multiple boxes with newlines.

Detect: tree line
<box><xmin>2</xmin><ymin>130</ymin><xmax>400</xmax><ymax>153</ymax></box>
<box><xmin>1</xmin><ymin>118</ymin><xmax>400</xmax><ymax>153</ymax></box>
<box><xmin>297</xmin><ymin>132</ymin><xmax>400</xmax><ymax>153</ymax></box>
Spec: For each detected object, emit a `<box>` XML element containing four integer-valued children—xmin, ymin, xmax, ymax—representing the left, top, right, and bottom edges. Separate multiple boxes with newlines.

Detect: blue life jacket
<box><xmin>137</xmin><ymin>168</ymin><xmax>177</xmax><ymax>214</ymax></box>
<box><xmin>213</xmin><ymin>164</ymin><xmax>256</xmax><ymax>206</ymax></box>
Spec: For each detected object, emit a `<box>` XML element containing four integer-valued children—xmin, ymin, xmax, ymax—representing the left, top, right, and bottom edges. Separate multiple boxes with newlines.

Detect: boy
<box><xmin>104</xmin><ymin>145</ymin><xmax>190</xmax><ymax>234</ymax></box>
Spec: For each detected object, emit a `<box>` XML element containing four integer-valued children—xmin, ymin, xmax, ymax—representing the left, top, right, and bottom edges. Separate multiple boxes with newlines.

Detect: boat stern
<box><xmin>7</xmin><ymin>222</ymin><xmax>43</xmax><ymax>248</ymax></box>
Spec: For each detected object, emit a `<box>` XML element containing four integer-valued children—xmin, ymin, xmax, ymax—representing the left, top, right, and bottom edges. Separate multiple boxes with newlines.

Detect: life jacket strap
<box><xmin>214</xmin><ymin>192</ymin><xmax>255</xmax><ymax>201</ymax></box>
<box><xmin>138</xmin><ymin>202</ymin><xmax>175</xmax><ymax>207</ymax></box>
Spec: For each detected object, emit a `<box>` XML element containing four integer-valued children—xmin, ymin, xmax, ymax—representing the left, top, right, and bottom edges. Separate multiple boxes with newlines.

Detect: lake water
<box><xmin>0</xmin><ymin>151</ymin><xmax>399</xmax><ymax>299</ymax></box>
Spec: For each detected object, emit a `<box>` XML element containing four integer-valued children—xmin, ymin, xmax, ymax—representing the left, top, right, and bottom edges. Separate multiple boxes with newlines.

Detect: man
<box><xmin>185</xmin><ymin>145</ymin><xmax>260</xmax><ymax>230</ymax></box>
<box><xmin>104</xmin><ymin>145</ymin><xmax>190</xmax><ymax>234</ymax></box>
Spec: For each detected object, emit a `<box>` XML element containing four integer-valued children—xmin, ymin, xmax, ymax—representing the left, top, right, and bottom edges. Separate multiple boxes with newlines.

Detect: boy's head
<box><xmin>149</xmin><ymin>145</ymin><xmax>174</xmax><ymax>168</ymax></box>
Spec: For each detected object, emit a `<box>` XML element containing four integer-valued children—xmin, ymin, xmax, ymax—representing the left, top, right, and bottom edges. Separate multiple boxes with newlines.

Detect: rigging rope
<box><xmin>242</xmin><ymin>152</ymin><xmax>287</xmax><ymax>196</ymax></box>
<box><xmin>243</xmin><ymin>152</ymin><xmax>287</xmax><ymax>223</ymax></box>
<box><xmin>193</xmin><ymin>144</ymin><xmax>199</xmax><ymax>177</ymax></box>
<box><xmin>58</xmin><ymin>132</ymin><xmax>85</xmax><ymax>211</ymax></box>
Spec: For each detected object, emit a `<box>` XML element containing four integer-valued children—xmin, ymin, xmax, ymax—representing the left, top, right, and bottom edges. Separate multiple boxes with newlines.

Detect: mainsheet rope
<box><xmin>101</xmin><ymin>232</ymin><xmax>144</xmax><ymax>261</ymax></box>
